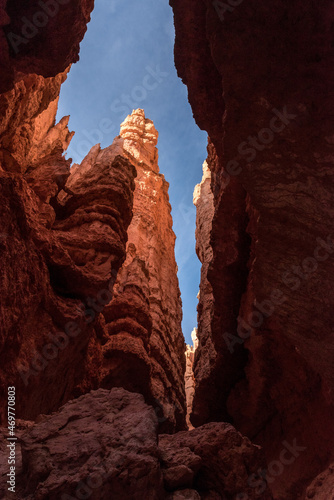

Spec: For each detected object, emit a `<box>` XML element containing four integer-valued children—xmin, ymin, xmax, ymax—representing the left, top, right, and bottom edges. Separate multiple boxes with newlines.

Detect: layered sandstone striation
<box><xmin>98</xmin><ymin>109</ymin><xmax>186</xmax><ymax>432</ymax></box>
<box><xmin>0</xmin><ymin>387</ymin><xmax>272</xmax><ymax>500</ymax></box>
<box><xmin>171</xmin><ymin>0</ymin><xmax>334</xmax><ymax>497</ymax></box>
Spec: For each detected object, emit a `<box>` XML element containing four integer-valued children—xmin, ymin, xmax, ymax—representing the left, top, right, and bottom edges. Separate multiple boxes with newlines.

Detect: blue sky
<box><xmin>56</xmin><ymin>0</ymin><xmax>207</xmax><ymax>345</ymax></box>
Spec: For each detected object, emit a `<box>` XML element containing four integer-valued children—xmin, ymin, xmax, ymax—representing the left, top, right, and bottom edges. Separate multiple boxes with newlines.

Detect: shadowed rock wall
<box><xmin>170</xmin><ymin>0</ymin><xmax>334</xmax><ymax>497</ymax></box>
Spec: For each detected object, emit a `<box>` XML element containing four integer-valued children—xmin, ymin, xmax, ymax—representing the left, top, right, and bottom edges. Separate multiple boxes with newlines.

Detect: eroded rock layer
<box><xmin>0</xmin><ymin>84</ymin><xmax>137</xmax><ymax>421</ymax></box>
<box><xmin>0</xmin><ymin>95</ymin><xmax>187</xmax><ymax>432</ymax></box>
<box><xmin>171</xmin><ymin>0</ymin><xmax>334</xmax><ymax>498</ymax></box>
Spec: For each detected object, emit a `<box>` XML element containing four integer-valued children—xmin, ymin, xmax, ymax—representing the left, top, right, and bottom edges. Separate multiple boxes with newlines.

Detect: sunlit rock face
<box><xmin>120</xmin><ymin>108</ymin><xmax>159</xmax><ymax>172</ymax></box>
<box><xmin>171</xmin><ymin>0</ymin><xmax>334</xmax><ymax>497</ymax></box>
<box><xmin>184</xmin><ymin>328</ymin><xmax>198</xmax><ymax>429</ymax></box>
<box><xmin>98</xmin><ymin>109</ymin><xmax>187</xmax><ymax>432</ymax></box>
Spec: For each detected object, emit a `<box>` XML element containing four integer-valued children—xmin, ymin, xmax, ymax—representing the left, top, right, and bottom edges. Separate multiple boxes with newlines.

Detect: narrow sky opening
<box><xmin>56</xmin><ymin>0</ymin><xmax>207</xmax><ymax>344</ymax></box>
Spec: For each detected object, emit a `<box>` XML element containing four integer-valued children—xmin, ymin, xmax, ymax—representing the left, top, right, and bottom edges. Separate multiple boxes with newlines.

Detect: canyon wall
<box><xmin>0</xmin><ymin>85</ymin><xmax>137</xmax><ymax>421</ymax></box>
<box><xmin>1</xmin><ymin>0</ymin><xmax>333</xmax><ymax>498</ymax></box>
<box><xmin>171</xmin><ymin>0</ymin><xmax>334</xmax><ymax>498</ymax></box>
<box><xmin>1</xmin><ymin>0</ymin><xmax>94</xmax><ymax>93</ymax></box>
<box><xmin>0</xmin><ymin>2</ymin><xmax>272</xmax><ymax>491</ymax></box>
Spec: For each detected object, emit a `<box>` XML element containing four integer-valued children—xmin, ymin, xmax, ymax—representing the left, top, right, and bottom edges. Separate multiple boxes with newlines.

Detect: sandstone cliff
<box><xmin>171</xmin><ymin>0</ymin><xmax>334</xmax><ymax>498</ymax></box>
<box><xmin>0</xmin><ymin>86</ymin><xmax>137</xmax><ymax>421</ymax></box>
<box><xmin>84</xmin><ymin>109</ymin><xmax>187</xmax><ymax>432</ymax></box>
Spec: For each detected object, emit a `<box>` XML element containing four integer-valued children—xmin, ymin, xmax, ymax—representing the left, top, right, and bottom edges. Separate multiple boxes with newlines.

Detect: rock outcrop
<box><xmin>0</xmin><ymin>387</ymin><xmax>272</xmax><ymax>500</ymax></box>
<box><xmin>99</xmin><ymin>109</ymin><xmax>186</xmax><ymax>432</ymax></box>
<box><xmin>160</xmin><ymin>421</ymin><xmax>273</xmax><ymax>499</ymax></box>
<box><xmin>305</xmin><ymin>464</ymin><xmax>334</xmax><ymax>500</ymax></box>
<box><xmin>171</xmin><ymin>0</ymin><xmax>334</xmax><ymax>498</ymax></box>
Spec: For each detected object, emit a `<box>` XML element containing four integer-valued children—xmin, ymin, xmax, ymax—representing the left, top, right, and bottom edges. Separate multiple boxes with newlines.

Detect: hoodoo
<box><xmin>97</xmin><ymin>109</ymin><xmax>187</xmax><ymax>432</ymax></box>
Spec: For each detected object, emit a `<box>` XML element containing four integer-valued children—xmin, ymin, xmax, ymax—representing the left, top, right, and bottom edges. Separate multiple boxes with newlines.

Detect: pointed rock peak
<box><xmin>193</xmin><ymin>160</ymin><xmax>212</xmax><ymax>206</ymax></box>
<box><xmin>191</xmin><ymin>327</ymin><xmax>199</xmax><ymax>350</ymax></box>
<box><xmin>120</xmin><ymin>108</ymin><xmax>159</xmax><ymax>172</ymax></box>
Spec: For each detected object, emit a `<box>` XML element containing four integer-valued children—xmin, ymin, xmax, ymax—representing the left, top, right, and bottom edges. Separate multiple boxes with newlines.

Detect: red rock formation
<box><xmin>2</xmin><ymin>1</ymin><xmax>333</xmax><ymax>498</ymax></box>
<box><xmin>0</xmin><ymin>108</ymin><xmax>136</xmax><ymax>423</ymax></box>
<box><xmin>0</xmin><ymin>387</ymin><xmax>272</xmax><ymax>499</ymax></box>
<box><xmin>0</xmin><ymin>70</ymin><xmax>70</xmax><ymax>173</ymax></box>
<box><xmin>0</xmin><ymin>0</ymin><xmax>94</xmax><ymax>93</ymax></box>
<box><xmin>160</xmin><ymin>422</ymin><xmax>273</xmax><ymax>499</ymax></box>
<box><xmin>171</xmin><ymin>0</ymin><xmax>334</xmax><ymax>497</ymax></box>
<box><xmin>0</xmin><ymin>42</ymin><xmax>139</xmax><ymax>420</ymax></box>
<box><xmin>97</xmin><ymin>109</ymin><xmax>187</xmax><ymax>432</ymax></box>
<box><xmin>2</xmin><ymin>388</ymin><xmax>165</xmax><ymax>500</ymax></box>
<box><xmin>192</xmin><ymin>159</ymin><xmax>222</xmax><ymax>426</ymax></box>
<box><xmin>305</xmin><ymin>464</ymin><xmax>334</xmax><ymax>500</ymax></box>
<box><xmin>0</xmin><ymin>96</ymin><xmax>186</xmax><ymax>431</ymax></box>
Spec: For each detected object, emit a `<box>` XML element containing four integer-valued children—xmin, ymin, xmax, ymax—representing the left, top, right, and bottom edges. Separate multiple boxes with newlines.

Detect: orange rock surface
<box><xmin>99</xmin><ymin>109</ymin><xmax>187</xmax><ymax>432</ymax></box>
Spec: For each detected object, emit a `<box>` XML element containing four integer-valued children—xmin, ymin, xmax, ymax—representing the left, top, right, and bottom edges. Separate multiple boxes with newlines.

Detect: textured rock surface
<box><xmin>1</xmin><ymin>0</ymin><xmax>94</xmax><ymax>93</ymax></box>
<box><xmin>0</xmin><ymin>70</ymin><xmax>71</xmax><ymax>174</ymax></box>
<box><xmin>0</xmin><ymin>388</ymin><xmax>164</xmax><ymax>500</ymax></box>
<box><xmin>171</xmin><ymin>0</ymin><xmax>334</xmax><ymax>498</ymax></box>
<box><xmin>305</xmin><ymin>464</ymin><xmax>334</xmax><ymax>500</ymax></box>
<box><xmin>2</xmin><ymin>1</ymin><xmax>333</xmax><ymax>498</ymax></box>
<box><xmin>0</xmin><ymin>388</ymin><xmax>271</xmax><ymax>500</ymax></box>
<box><xmin>0</xmin><ymin>100</ymin><xmax>186</xmax><ymax>432</ymax></box>
<box><xmin>192</xmin><ymin>159</ymin><xmax>220</xmax><ymax>426</ymax></box>
<box><xmin>0</xmin><ymin>61</ymin><xmax>137</xmax><ymax>422</ymax></box>
<box><xmin>159</xmin><ymin>422</ymin><xmax>273</xmax><ymax>499</ymax></box>
<box><xmin>98</xmin><ymin>109</ymin><xmax>186</xmax><ymax>432</ymax></box>
<box><xmin>0</xmin><ymin>132</ymin><xmax>136</xmax><ymax>422</ymax></box>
